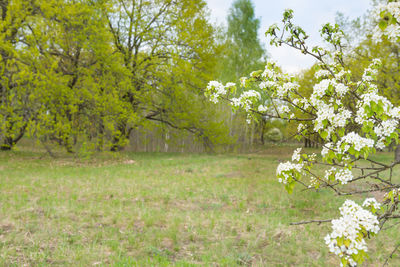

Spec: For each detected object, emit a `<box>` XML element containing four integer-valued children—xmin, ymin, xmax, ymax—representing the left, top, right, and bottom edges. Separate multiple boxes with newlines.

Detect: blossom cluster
<box><xmin>384</xmin><ymin>188</ymin><xmax>400</xmax><ymax>202</ymax></box>
<box><xmin>374</xmin><ymin>119</ymin><xmax>398</xmax><ymax>139</ymax></box>
<box><xmin>321</xmin><ymin>131</ymin><xmax>375</xmax><ymax>163</ymax></box>
<box><xmin>308</xmin><ymin>77</ymin><xmax>352</xmax><ymax>137</ymax></box>
<box><xmin>355</xmin><ymin>92</ymin><xmax>393</xmax><ymax>124</ymax></box>
<box><xmin>205</xmin><ymin>81</ymin><xmax>225</xmax><ymax>103</ymax></box>
<box><xmin>339</xmin><ymin>132</ymin><xmax>375</xmax><ymax>152</ymax></box>
<box><xmin>276</xmin><ymin>161</ymin><xmax>303</xmax><ymax>184</ymax></box>
<box><xmin>315</xmin><ymin>69</ymin><xmax>330</xmax><ymax>79</ymax></box>
<box><xmin>324</xmin><ymin>199</ymin><xmax>380</xmax><ymax>266</ymax></box>
<box><xmin>277</xmin><ymin>148</ymin><xmax>321</xmax><ymax>189</ymax></box>
<box><xmin>363</xmin><ymin>198</ymin><xmax>382</xmax><ymax>211</ymax></box>
<box><xmin>205</xmin><ymin>4</ymin><xmax>400</xmax><ymax>265</ymax></box>
<box><xmin>205</xmin><ymin>81</ymin><xmax>235</xmax><ymax>104</ymax></box>
<box><xmin>372</xmin><ymin>1</ymin><xmax>400</xmax><ymax>42</ymax></box>
<box><xmin>324</xmin><ymin>167</ymin><xmax>353</xmax><ymax>185</ymax></box>
<box><xmin>353</xmin><ymin>60</ymin><xmax>400</xmax><ymax>148</ymax></box>
<box><xmin>291</xmin><ymin>147</ymin><xmax>302</xmax><ymax>162</ymax></box>
<box><xmin>231</xmin><ymin>90</ymin><xmax>261</xmax><ymax>111</ymax></box>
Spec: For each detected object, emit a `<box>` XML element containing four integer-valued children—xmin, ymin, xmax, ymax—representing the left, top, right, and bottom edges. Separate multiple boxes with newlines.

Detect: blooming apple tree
<box><xmin>205</xmin><ymin>2</ymin><xmax>400</xmax><ymax>266</ymax></box>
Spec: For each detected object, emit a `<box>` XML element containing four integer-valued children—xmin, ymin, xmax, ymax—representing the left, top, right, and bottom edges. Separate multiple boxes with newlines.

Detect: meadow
<box><xmin>0</xmin><ymin>146</ymin><xmax>399</xmax><ymax>266</ymax></box>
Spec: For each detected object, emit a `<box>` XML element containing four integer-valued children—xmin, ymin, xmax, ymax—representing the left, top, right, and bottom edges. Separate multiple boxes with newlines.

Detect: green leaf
<box><xmin>320</xmin><ymin>131</ymin><xmax>328</xmax><ymax>139</ymax></box>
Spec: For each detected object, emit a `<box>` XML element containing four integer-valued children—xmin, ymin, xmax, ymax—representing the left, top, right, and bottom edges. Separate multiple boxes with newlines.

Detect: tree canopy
<box><xmin>0</xmin><ymin>0</ymin><xmax>232</xmax><ymax>152</ymax></box>
<box><xmin>218</xmin><ymin>0</ymin><xmax>266</xmax><ymax>83</ymax></box>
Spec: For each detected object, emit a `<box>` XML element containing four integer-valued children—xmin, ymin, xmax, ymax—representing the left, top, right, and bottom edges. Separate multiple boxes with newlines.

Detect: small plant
<box><xmin>265</xmin><ymin>128</ymin><xmax>283</xmax><ymax>143</ymax></box>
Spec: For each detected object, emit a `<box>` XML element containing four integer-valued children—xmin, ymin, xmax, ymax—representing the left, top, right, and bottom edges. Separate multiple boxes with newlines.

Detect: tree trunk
<box><xmin>110</xmin><ymin>126</ymin><xmax>132</xmax><ymax>152</ymax></box>
<box><xmin>0</xmin><ymin>137</ymin><xmax>13</xmax><ymax>150</ymax></box>
<box><xmin>395</xmin><ymin>144</ymin><xmax>400</xmax><ymax>162</ymax></box>
<box><xmin>0</xmin><ymin>124</ymin><xmax>27</xmax><ymax>150</ymax></box>
<box><xmin>259</xmin><ymin>119</ymin><xmax>265</xmax><ymax>145</ymax></box>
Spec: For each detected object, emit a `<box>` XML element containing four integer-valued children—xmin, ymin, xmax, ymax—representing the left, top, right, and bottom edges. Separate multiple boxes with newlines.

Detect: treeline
<box><xmin>1</xmin><ymin>0</ymin><xmax>287</xmax><ymax>154</ymax></box>
<box><xmin>11</xmin><ymin>0</ymin><xmax>389</xmax><ymax>153</ymax></box>
<box><xmin>0</xmin><ymin>0</ymin><xmax>241</xmax><ymax>152</ymax></box>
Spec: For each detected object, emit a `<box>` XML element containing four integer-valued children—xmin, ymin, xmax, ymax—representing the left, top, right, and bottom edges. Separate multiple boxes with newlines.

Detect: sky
<box><xmin>205</xmin><ymin>0</ymin><xmax>372</xmax><ymax>73</ymax></box>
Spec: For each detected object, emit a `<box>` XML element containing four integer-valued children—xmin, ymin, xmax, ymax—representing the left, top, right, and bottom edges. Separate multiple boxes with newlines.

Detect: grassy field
<box><xmin>0</xmin><ymin>146</ymin><xmax>399</xmax><ymax>266</ymax></box>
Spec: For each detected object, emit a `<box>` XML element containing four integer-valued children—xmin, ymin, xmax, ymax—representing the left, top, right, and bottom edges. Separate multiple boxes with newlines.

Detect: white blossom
<box><xmin>335</xmin><ymin>83</ymin><xmax>349</xmax><ymax>97</ymax></box>
<box><xmin>309</xmin><ymin>153</ymin><xmax>317</xmax><ymax>161</ymax></box>
<box><xmin>362</xmin><ymin>198</ymin><xmax>381</xmax><ymax>211</ymax></box>
<box><xmin>258</xmin><ymin>105</ymin><xmax>268</xmax><ymax>112</ymax></box>
<box><xmin>262</xmin><ymin>68</ymin><xmax>276</xmax><ymax>79</ymax></box>
<box><xmin>339</xmin><ymin>132</ymin><xmax>374</xmax><ymax>152</ymax></box>
<box><xmin>325</xmin><ymin>200</ymin><xmax>380</xmax><ymax>266</ymax></box>
<box><xmin>297</xmin><ymin>123</ymin><xmax>305</xmax><ymax>132</ymax></box>
<box><xmin>277</xmin><ymin>82</ymin><xmax>299</xmax><ymax>98</ymax></box>
<box><xmin>276</xmin><ymin>161</ymin><xmax>303</xmax><ymax>184</ymax></box>
<box><xmin>259</xmin><ymin>81</ymin><xmax>276</xmax><ymax>89</ymax></box>
<box><xmin>324</xmin><ymin>167</ymin><xmax>336</xmax><ymax>180</ymax></box>
<box><xmin>334</xmin><ymin>168</ymin><xmax>353</xmax><ymax>184</ymax></box>
<box><xmin>373</xmin><ymin>2</ymin><xmax>400</xmax><ymax>43</ymax></box>
<box><xmin>312</xmin><ymin>79</ymin><xmax>332</xmax><ymax>99</ymax></box>
<box><xmin>226</xmin><ymin>82</ymin><xmax>236</xmax><ymax>88</ymax></box>
<box><xmin>277</xmin><ymin>104</ymin><xmax>290</xmax><ymax>114</ymax></box>
<box><xmin>231</xmin><ymin>97</ymin><xmax>240</xmax><ymax>107</ymax></box>
<box><xmin>331</xmin><ymin>108</ymin><xmax>352</xmax><ymax>128</ymax></box>
<box><xmin>230</xmin><ymin>90</ymin><xmax>261</xmax><ymax>111</ymax></box>
<box><xmin>321</xmin><ymin>142</ymin><xmax>333</xmax><ymax>157</ymax></box>
<box><xmin>355</xmin><ymin>91</ymin><xmax>393</xmax><ymax>124</ymax></box>
<box><xmin>291</xmin><ymin>148</ymin><xmax>302</xmax><ymax>162</ymax></box>
<box><xmin>315</xmin><ymin>69</ymin><xmax>330</xmax><ymax>79</ymax></box>
<box><xmin>374</xmin><ymin>119</ymin><xmax>398</xmax><ymax>138</ymax></box>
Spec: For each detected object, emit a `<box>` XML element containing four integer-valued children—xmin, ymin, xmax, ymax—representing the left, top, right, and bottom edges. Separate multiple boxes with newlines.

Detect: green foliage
<box><xmin>101</xmin><ymin>0</ymin><xmax>232</xmax><ymax>151</ymax></box>
<box><xmin>218</xmin><ymin>0</ymin><xmax>266</xmax><ymax>83</ymax></box>
<box><xmin>0</xmin><ymin>0</ymin><xmax>36</xmax><ymax>150</ymax></box>
<box><xmin>336</xmin><ymin>7</ymin><xmax>400</xmax><ymax>106</ymax></box>
<box><xmin>265</xmin><ymin>127</ymin><xmax>283</xmax><ymax>142</ymax></box>
<box><xmin>0</xmin><ymin>0</ymin><xmax>231</xmax><ymax>152</ymax></box>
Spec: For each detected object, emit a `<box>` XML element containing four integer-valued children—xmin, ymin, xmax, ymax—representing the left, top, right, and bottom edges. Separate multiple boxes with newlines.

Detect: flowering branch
<box><xmin>205</xmin><ymin>1</ymin><xmax>400</xmax><ymax>266</ymax></box>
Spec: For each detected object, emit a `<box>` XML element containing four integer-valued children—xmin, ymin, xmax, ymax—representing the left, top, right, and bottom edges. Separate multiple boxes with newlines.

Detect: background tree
<box><xmin>0</xmin><ymin>0</ymin><xmax>232</xmax><ymax>153</ymax></box>
<box><xmin>104</xmin><ymin>0</ymin><xmax>231</xmax><ymax>151</ymax></box>
<box><xmin>219</xmin><ymin>0</ymin><xmax>266</xmax><ymax>82</ymax></box>
<box><xmin>0</xmin><ymin>0</ymin><xmax>38</xmax><ymax>150</ymax></box>
<box><xmin>25</xmin><ymin>0</ymin><xmax>128</xmax><ymax>153</ymax></box>
<box><xmin>214</xmin><ymin>0</ymin><xmax>270</xmax><ymax>147</ymax></box>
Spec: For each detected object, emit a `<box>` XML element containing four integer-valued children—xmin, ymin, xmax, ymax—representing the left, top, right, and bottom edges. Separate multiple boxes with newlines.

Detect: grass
<box><xmin>0</xmin><ymin>146</ymin><xmax>399</xmax><ymax>266</ymax></box>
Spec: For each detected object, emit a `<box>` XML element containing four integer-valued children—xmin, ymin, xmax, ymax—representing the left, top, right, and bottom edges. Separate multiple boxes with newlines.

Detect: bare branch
<box><xmin>383</xmin><ymin>243</ymin><xmax>400</xmax><ymax>267</ymax></box>
<box><xmin>290</xmin><ymin>219</ymin><xmax>332</xmax><ymax>226</ymax></box>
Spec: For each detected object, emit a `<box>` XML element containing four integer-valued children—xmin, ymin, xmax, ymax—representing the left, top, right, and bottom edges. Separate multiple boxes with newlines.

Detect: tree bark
<box><xmin>0</xmin><ymin>123</ymin><xmax>27</xmax><ymax>150</ymax></box>
<box><xmin>395</xmin><ymin>144</ymin><xmax>400</xmax><ymax>162</ymax></box>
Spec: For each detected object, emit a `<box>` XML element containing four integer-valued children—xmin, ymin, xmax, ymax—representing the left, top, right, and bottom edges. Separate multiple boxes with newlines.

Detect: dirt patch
<box><xmin>0</xmin><ymin>223</ymin><xmax>14</xmax><ymax>233</ymax></box>
<box><xmin>371</xmin><ymin>190</ymin><xmax>387</xmax><ymax>203</ymax></box>
<box><xmin>161</xmin><ymin>237</ymin><xmax>174</xmax><ymax>250</ymax></box>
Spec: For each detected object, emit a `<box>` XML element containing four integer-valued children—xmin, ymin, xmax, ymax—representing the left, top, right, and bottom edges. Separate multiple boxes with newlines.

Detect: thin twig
<box><xmin>383</xmin><ymin>243</ymin><xmax>400</xmax><ymax>267</ymax></box>
<box><xmin>382</xmin><ymin>221</ymin><xmax>400</xmax><ymax>231</ymax></box>
<box><xmin>290</xmin><ymin>219</ymin><xmax>332</xmax><ymax>226</ymax></box>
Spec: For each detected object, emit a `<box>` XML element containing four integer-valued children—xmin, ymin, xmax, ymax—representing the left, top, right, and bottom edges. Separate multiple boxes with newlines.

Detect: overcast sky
<box><xmin>205</xmin><ymin>0</ymin><xmax>372</xmax><ymax>73</ymax></box>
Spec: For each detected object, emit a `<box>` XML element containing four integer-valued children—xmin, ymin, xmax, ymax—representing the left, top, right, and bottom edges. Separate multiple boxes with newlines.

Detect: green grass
<box><xmin>0</xmin><ymin>147</ymin><xmax>399</xmax><ymax>266</ymax></box>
